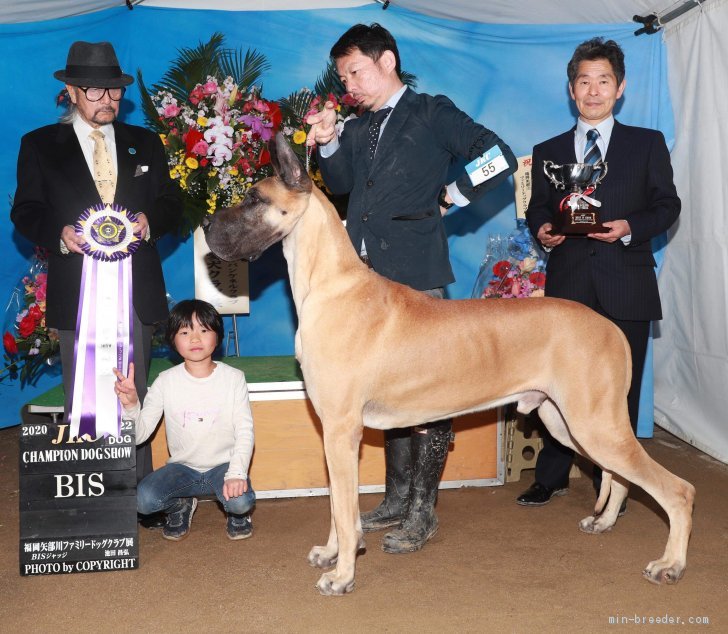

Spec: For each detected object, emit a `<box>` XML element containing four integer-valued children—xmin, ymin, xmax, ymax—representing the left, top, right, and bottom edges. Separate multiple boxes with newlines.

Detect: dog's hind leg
<box><xmin>573</xmin><ymin>428</ymin><xmax>695</xmax><ymax>584</ymax></box>
<box><xmin>538</xmin><ymin>399</ymin><xmax>631</xmax><ymax>531</ymax></box>
<box><xmin>311</xmin><ymin>419</ymin><xmax>365</xmax><ymax>596</ymax></box>
<box><xmin>603</xmin><ymin>442</ymin><xmax>694</xmax><ymax>584</ymax></box>
<box><xmin>536</xmin><ymin>399</ymin><xmax>578</xmax><ymax>452</ymax></box>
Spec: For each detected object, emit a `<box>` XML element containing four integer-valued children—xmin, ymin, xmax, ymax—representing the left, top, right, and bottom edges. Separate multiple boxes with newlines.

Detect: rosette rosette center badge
<box><xmin>76</xmin><ymin>203</ymin><xmax>141</xmax><ymax>261</ymax></box>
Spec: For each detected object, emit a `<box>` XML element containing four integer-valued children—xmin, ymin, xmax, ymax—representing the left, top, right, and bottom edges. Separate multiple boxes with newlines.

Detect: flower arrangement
<box><xmin>2</xmin><ymin>248</ymin><xmax>60</xmax><ymax>385</ymax></box>
<box><xmin>277</xmin><ymin>61</ymin><xmax>362</xmax><ymax>195</ymax></box>
<box><xmin>138</xmin><ymin>33</ymin><xmax>280</xmax><ymax>236</ymax></box>
<box><xmin>138</xmin><ymin>35</ymin><xmax>420</xmax><ymax>233</ymax></box>
<box><xmin>480</xmin><ymin>257</ymin><xmax>546</xmax><ymax>298</ymax></box>
<box><xmin>278</xmin><ymin>88</ymin><xmax>357</xmax><ymax>193</ymax></box>
<box><xmin>472</xmin><ymin>219</ymin><xmax>547</xmax><ymax>299</ymax></box>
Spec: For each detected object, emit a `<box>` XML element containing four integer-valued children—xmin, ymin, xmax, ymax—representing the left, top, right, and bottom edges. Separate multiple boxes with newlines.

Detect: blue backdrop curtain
<box><xmin>0</xmin><ymin>4</ymin><xmax>673</xmax><ymax>431</ymax></box>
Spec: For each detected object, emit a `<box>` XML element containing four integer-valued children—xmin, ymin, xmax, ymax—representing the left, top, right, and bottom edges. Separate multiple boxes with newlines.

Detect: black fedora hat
<box><xmin>54</xmin><ymin>41</ymin><xmax>134</xmax><ymax>88</ymax></box>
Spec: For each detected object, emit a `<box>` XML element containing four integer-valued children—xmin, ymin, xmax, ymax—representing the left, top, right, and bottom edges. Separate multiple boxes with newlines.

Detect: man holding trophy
<box><xmin>517</xmin><ymin>37</ymin><xmax>681</xmax><ymax>507</ymax></box>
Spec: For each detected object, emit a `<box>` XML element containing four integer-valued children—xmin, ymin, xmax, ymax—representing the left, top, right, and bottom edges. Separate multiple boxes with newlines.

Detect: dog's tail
<box><xmin>594</xmin><ymin>471</ymin><xmax>613</xmax><ymax>515</ymax></box>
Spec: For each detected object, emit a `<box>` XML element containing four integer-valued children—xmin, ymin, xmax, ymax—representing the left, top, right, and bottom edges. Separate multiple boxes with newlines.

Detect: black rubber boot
<box><xmin>360</xmin><ymin>427</ymin><xmax>413</xmax><ymax>533</ymax></box>
<box><xmin>381</xmin><ymin>419</ymin><xmax>452</xmax><ymax>553</ymax></box>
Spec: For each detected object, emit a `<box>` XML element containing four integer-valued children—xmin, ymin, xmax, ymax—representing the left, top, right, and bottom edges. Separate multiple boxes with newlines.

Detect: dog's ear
<box><xmin>269</xmin><ymin>132</ymin><xmax>312</xmax><ymax>193</ymax></box>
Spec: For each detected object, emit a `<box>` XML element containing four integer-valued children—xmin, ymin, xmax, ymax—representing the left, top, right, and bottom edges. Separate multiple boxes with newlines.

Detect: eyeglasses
<box><xmin>78</xmin><ymin>87</ymin><xmax>126</xmax><ymax>102</ymax></box>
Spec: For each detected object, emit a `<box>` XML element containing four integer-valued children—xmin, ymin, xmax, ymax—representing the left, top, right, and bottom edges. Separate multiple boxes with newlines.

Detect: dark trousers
<box><xmin>59</xmin><ymin>310</ymin><xmax>155</xmax><ymax>482</ymax></box>
<box><xmin>534</xmin><ymin>300</ymin><xmax>650</xmax><ymax>489</ymax></box>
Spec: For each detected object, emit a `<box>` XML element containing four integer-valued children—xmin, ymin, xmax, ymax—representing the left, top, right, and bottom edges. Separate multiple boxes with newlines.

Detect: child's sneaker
<box><xmin>162</xmin><ymin>497</ymin><xmax>198</xmax><ymax>541</ymax></box>
<box><xmin>226</xmin><ymin>513</ymin><xmax>253</xmax><ymax>540</ymax></box>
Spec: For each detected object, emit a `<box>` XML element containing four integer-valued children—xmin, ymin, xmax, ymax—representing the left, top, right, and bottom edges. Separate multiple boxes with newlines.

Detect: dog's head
<box><xmin>204</xmin><ymin>132</ymin><xmax>313</xmax><ymax>262</ymax></box>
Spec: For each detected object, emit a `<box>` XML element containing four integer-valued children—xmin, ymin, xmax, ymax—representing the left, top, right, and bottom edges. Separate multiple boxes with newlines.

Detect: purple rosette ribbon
<box><xmin>68</xmin><ymin>204</ymin><xmax>140</xmax><ymax>440</ymax></box>
<box><xmin>75</xmin><ymin>203</ymin><xmax>141</xmax><ymax>262</ymax></box>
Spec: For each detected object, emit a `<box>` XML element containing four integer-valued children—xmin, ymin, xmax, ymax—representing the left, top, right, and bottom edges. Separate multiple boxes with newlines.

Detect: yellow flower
<box><xmin>228</xmin><ymin>86</ymin><xmax>238</xmax><ymax>106</ymax></box>
<box><xmin>197</xmin><ymin>116</ymin><xmax>208</xmax><ymax>127</ymax></box>
<box><xmin>159</xmin><ymin>133</ymin><xmax>167</xmax><ymax>144</ymax></box>
<box><xmin>207</xmin><ymin>193</ymin><xmax>218</xmax><ymax>214</ymax></box>
<box><xmin>229</xmin><ymin>166</ymin><xmax>239</xmax><ymax>176</ymax></box>
<box><xmin>293</xmin><ymin>130</ymin><xmax>307</xmax><ymax>145</ymax></box>
<box><xmin>185</xmin><ymin>157</ymin><xmax>199</xmax><ymax>169</ymax></box>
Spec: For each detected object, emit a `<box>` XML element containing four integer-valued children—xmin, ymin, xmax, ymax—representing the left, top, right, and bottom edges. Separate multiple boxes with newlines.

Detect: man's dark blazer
<box><xmin>11</xmin><ymin>121</ymin><xmax>181</xmax><ymax>330</ymax></box>
<box><xmin>526</xmin><ymin>120</ymin><xmax>680</xmax><ymax>321</ymax></box>
<box><xmin>319</xmin><ymin>87</ymin><xmax>517</xmax><ymax>291</ymax></box>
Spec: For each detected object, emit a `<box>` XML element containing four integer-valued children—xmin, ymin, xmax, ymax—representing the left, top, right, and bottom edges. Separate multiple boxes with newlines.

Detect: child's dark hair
<box><xmin>166</xmin><ymin>299</ymin><xmax>224</xmax><ymax>352</ymax></box>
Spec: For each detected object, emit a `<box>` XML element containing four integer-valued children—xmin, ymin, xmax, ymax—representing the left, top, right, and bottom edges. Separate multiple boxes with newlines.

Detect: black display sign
<box><xmin>19</xmin><ymin>419</ymin><xmax>138</xmax><ymax>576</ymax></box>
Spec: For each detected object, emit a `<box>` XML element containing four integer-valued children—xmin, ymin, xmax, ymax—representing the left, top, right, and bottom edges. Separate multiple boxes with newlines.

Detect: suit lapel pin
<box><xmin>128</xmin><ymin>147</ymin><xmax>137</xmax><ymax>155</ymax></box>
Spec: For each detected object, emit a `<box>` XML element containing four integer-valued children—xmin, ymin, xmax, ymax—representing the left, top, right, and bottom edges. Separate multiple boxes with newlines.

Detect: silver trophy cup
<box><xmin>543</xmin><ymin>161</ymin><xmax>609</xmax><ymax>235</ymax></box>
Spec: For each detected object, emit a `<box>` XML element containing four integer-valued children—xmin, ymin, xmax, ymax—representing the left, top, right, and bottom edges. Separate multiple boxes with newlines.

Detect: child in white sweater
<box><xmin>114</xmin><ymin>299</ymin><xmax>255</xmax><ymax>541</ymax></box>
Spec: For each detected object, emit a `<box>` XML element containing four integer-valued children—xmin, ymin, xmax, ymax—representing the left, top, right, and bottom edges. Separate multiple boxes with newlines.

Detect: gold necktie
<box><xmin>89</xmin><ymin>129</ymin><xmax>116</xmax><ymax>204</ymax></box>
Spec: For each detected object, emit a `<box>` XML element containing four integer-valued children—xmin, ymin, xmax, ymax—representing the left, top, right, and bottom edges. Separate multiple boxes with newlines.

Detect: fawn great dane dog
<box><xmin>204</xmin><ymin>133</ymin><xmax>694</xmax><ymax>596</ymax></box>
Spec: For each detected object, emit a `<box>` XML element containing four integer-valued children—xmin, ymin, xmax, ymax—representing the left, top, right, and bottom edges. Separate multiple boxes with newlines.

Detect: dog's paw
<box><xmin>308</xmin><ymin>545</ymin><xmax>337</xmax><ymax>569</ymax></box>
<box><xmin>578</xmin><ymin>515</ymin><xmax>614</xmax><ymax>534</ymax></box>
<box><xmin>316</xmin><ymin>571</ymin><xmax>355</xmax><ymax>596</ymax></box>
<box><xmin>643</xmin><ymin>559</ymin><xmax>686</xmax><ymax>585</ymax></box>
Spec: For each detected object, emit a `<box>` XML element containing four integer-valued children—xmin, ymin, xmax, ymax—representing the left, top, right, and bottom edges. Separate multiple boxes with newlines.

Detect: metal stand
<box><xmin>225</xmin><ymin>314</ymin><xmax>240</xmax><ymax>356</ymax></box>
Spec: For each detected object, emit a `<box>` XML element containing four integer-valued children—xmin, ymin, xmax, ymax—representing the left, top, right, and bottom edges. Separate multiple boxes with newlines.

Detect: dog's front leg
<box><xmin>311</xmin><ymin>421</ymin><xmax>364</xmax><ymax>596</ymax></box>
<box><xmin>308</xmin><ymin>492</ymin><xmax>339</xmax><ymax>568</ymax></box>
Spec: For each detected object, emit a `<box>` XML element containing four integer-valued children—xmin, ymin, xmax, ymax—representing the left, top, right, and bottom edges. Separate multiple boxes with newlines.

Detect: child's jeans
<box><xmin>137</xmin><ymin>462</ymin><xmax>255</xmax><ymax>516</ymax></box>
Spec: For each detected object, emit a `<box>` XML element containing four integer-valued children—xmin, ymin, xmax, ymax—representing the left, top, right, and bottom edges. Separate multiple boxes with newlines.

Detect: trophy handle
<box><xmin>593</xmin><ymin>161</ymin><xmax>608</xmax><ymax>186</ymax></box>
<box><xmin>543</xmin><ymin>160</ymin><xmax>565</xmax><ymax>190</ymax></box>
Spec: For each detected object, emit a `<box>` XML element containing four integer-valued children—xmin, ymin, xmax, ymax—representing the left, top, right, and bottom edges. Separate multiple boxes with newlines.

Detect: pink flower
<box><xmin>163</xmin><ymin>104</ymin><xmax>180</xmax><ymax>118</ymax></box>
<box><xmin>202</xmin><ymin>80</ymin><xmax>218</xmax><ymax>95</ymax></box>
<box><xmin>191</xmin><ymin>140</ymin><xmax>209</xmax><ymax>156</ymax></box>
<box><xmin>189</xmin><ymin>86</ymin><xmax>205</xmax><ymax>105</ymax></box>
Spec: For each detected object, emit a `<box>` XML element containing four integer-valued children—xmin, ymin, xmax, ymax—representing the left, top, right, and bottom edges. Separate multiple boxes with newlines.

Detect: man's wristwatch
<box><xmin>438</xmin><ymin>186</ymin><xmax>454</xmax><ymax>210</ymax></box>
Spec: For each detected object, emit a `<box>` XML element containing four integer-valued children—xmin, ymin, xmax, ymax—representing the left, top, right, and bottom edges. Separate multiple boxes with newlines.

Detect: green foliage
<box><xmin>137</xmin><ymin>33</ymin><xmax>269</xmax><ymax>134</ymax></box>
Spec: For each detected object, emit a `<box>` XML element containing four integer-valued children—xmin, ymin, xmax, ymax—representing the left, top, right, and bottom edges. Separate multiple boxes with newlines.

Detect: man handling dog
<box><xmin>306</xmin><ymin>23</ymin><xmax>517</xmax><ymax>554</ymax></box>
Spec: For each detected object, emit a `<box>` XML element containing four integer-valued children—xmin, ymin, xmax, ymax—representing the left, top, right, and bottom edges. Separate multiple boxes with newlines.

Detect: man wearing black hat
<box><xmin>11</xmin><ymin>41</ymin><xmax>181</xmax><ymax>528</ymax></box>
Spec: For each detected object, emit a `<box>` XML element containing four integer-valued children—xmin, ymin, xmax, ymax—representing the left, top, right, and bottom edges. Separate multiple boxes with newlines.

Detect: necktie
<box><xmin>584</xmin><ymin>128</ymin><xmax>602</xmax><ymax>165</ymax></box>
<box><xmin>368</xmin><ymin>107</ymin><xmax>392</xmax><ymax>160</ymax></box>
<box><xmin>90</xmin><ymin>129</ymin><xmax>116</xmax><ymax>204</ymax></box>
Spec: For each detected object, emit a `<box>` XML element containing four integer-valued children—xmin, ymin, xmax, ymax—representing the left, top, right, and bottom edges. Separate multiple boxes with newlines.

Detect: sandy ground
<box><xmin>0</xmin><ymin>425</ymin><xmax>726</xmax><ymax>633</ymax></box>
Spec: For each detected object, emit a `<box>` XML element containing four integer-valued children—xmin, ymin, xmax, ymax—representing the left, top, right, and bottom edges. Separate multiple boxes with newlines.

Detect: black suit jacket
<box><xmin>319</xmin><ymin>88</ymin><xmax>517</xmax><ymax>290</ymax></box>
<box><xmin>11</xmin><ymin>121</ymin><xmax>181</xmax><ymax>330</ymax></box>
<box><xmin>526</xmin><ymin>121</ymin><xmax>680</xmax><ymax>321</ymax></box>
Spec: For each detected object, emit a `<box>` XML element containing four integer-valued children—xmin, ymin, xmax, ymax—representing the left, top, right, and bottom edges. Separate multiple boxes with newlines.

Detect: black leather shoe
<box><xmin>138</xmin><ymin>512</ymin><xmax>165</xmax><ymax>530</ymax></box>
<box><xmin>516</xmin><ymin>482</ymin><xmax>568</xmax><ymax>506</ymax></box>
